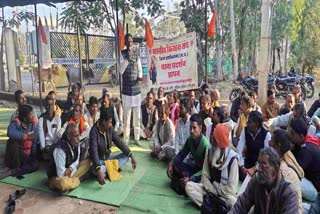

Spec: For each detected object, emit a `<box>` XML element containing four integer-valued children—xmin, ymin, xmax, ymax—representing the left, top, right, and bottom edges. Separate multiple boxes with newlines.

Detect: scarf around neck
<box><xmin>69</xmin><ymin>116</ymin><xmax>85</xmax><ymax>134</ymax></box>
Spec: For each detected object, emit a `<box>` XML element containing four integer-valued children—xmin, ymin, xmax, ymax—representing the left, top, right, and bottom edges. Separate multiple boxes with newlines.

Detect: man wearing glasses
<box><xmin>229</xmin><ymin>147</ymin><xmax>299</xmax><ymax>214</ymax></box>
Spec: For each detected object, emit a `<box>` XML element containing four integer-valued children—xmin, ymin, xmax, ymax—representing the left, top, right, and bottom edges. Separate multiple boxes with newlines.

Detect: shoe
<box><xmin>134</xmin><ymin>140</ymin><xmax>141</xmax><ymax>147</ymax></box>
<box><xmin>57</xmin><ymin>190</ymin><xmax>69</xmax><ymax>196</ymax></box>
<box><xmin>8</xmin><ymin>189</ymin><xmax>26</xmax><ymax>202</ymax></box>
<box><xmin>6</xmin><ymin>200</ymin><xmax>15</xmax><ymax>214</ymax></box>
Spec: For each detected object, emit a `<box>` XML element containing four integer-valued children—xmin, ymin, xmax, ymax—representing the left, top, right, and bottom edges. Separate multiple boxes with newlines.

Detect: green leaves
<box><xmin>59</xmin><ymin>0</ymin><xmax>165</xmax><ymax>34</ymax></box>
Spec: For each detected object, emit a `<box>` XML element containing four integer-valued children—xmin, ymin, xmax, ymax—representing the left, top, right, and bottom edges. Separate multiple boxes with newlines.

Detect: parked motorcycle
<box><xmin>229</xmin><ymin>73</ymin><xmax>258</xmax><ymax>102</ymax></box>
<box><xmin>285</xmin><ymin>68</ymin><xmax>315</xmax><ymax>98</ymax></box>
<box><xmin>269</xmin><ymin>72</ymin><xmax>307</xmax><ymax>101</ymax></box>
<box><xmin>229</xmin><ymin>72</ymin><xmax>307</xmax><ymax>102</ymax></box>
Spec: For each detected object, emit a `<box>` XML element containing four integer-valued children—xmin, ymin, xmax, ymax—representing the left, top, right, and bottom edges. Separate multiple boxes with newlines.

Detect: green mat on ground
<box><xmin>0</xmin><ymin>108</ymin><xmax>14</xmax><ymax>142</ymax></box>
<box><xmin>0</xmin><ymin>140</ymin><xmax>199</xmax><ymax>213</ymax></box>
<box><xmin>118</xmin><ymin>157</ymin><xmax>198</xmax><ymax>214</ymax></box>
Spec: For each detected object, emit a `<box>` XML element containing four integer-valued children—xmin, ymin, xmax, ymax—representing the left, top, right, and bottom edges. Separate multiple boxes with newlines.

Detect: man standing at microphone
<box><xmin>120</xmin><ymin>33</ymin><xmax>143</xmax><ymax>146</ymax></box>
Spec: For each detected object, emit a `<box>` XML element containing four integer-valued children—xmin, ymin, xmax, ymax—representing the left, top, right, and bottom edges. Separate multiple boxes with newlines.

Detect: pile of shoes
<box><xmin>7</xmin><ymin>189</ymin><xmax>26</xmax><ymax>214</ymax></box>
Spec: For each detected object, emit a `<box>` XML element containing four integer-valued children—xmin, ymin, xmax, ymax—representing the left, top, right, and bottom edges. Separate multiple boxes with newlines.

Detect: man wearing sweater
<box><xmin>289</xmin><ymin>118</ymin><xmax>320</xmax><ymax>210</ymax></box>
<box><xmin>120</xmin><ymin>33</ymin><xmax>143</xmax><ymax>147</ymax></box>
<box><xmin>167</xmin><ymin>114</ymin><xmax>211</xmax><ymax>194</ymax></box>
<box><xmin>47</xmin><ymin>123</ymin><xmax>91</xmax><ymax>193</ymax></box>
<box><xmin>185</xmin><ymin>124</ymin><xmax>239</xmax><ymax>208</ymax></box>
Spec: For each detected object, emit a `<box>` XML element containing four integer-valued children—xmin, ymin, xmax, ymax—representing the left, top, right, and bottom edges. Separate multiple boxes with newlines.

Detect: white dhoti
<box><xmin>122</xmin><ymin>94</ymin><xmax>141</xmax><ymax>143</ymax></box>
<box><xmin>185</xmin><ymin>181</ymin><xmax>205</xmax><ymax>207</ymax></box>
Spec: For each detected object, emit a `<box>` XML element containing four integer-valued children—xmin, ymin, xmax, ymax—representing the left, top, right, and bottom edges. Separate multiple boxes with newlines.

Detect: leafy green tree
<box><xmin>59</xmin><ymin>0</ymin><xmax>165</xmax><ymax>34</ymax></box>
<box><xmin>290</xmin><ymin>0</ymin><xmax>320</xmax><ymax>74</ymax></box>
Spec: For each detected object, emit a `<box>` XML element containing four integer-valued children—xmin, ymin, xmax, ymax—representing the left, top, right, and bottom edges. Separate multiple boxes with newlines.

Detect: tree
<box><xmin>270</xmin><ymin>0</ymin><xmax>291</xmax><ymax>72</ymax></box>
<box><xmin>229</xmin><ymin>0</ymin><xmax>238</xmax><ymax>80</ymax></box>
<box><xmin>290</xmin><ymin>0</ymin><xmax>320</xmax><ymax>74</ymax></box>
<box><xmin>257</xmin><ymin>0</ymin><xmax>272</xmax><ymax>105</ymax></box>
<box><xmin>154</xmin><ymin>3</ymin><xmax>186</xmax><ymax>38</ymax></box>
<box><xmin>59</xmin><ymin>0</ymin><xmax>165</xmax><ymax>35</ymax></box>
<box><xmin>0</xmin><ymin>10</ymin><xmax>34</xmax><ymax>91</ymax></box>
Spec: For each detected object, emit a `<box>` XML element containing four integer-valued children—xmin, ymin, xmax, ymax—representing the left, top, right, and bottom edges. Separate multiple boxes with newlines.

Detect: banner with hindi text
<box><xmin>147</xmin><ymin>32</ymin><xmax>198</xmax><ymax>92</ymax></box>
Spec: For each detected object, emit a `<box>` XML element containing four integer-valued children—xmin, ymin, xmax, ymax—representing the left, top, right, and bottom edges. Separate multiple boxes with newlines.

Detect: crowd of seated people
<box><xmin>5</xmin><ymin>84</ymin><xmax>320</xmax><ymax>214</ymax></box>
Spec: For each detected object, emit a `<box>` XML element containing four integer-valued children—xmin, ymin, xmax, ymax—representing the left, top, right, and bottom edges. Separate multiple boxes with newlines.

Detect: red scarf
<box><xmin>69</xmin><ymin>116</ymin><xmax>85</xmax><ymax>134</ymax></box>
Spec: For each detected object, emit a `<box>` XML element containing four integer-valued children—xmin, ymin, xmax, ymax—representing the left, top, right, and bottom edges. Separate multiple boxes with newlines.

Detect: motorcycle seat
<box><xmin>276</xmin><ymin>76</ymin><xmax>296</xmax><ymax>83</ymax></box>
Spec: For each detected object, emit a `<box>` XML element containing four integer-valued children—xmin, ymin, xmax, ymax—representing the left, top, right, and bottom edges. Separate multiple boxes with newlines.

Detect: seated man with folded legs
<box><xmin>89</xmin><ymin>107</ymin><xmax>137</xmax><ymax>185</ymax></box>
<box><xmin>167</xmin><ymin>114</ymin><xmax>211</xmax><ymax>194</ymax></box>
<box><xmin>140</xmin><ymin>91</ymin><xmax>158</xmax><ymax>140</ymax></box>
<box><xmin>47</xmin><ymin>123</ymin><xmax>91</xmax><ymax>193</ymax></box>
<box><xmin>185</xmin><ymin>124</ymin><xmax>239</xmax><ymax>209</ymax></box>
<box><xmin>6</xmin><ymin>105</ymin><xmax>39</xmax><ymax>176</ymax></box>
<box><xmin>39</xmin><ymin>95</ymin><xmax>61</xmax><ymax>160</ymax></box>
<box><xmin>150</xmin><ymin>103</ymin><xmax>175</xmax><ymax>161</ymax></box>
<box><xmin>58</xmin><ymin>103</ymin><xmax>90</xmax><ymax>160</ymax></box>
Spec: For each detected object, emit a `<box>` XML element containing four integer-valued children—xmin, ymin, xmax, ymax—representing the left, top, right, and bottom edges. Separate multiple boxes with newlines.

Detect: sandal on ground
<box><xmin>6</xmin><ymin>200</ymin><xmax>15</xmax><ymax>214</ymax></box>
<box><xmin>8</xmin><ymin>189</ymin><xmax>26</xmax><ymax>202</ymax></box>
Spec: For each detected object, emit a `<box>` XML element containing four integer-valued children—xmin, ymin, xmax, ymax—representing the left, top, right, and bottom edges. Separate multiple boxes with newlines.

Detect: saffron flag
<box><xmin>38</xmin><ymin>18</ymin><xmax>48</xmax><ymax>45</ymax></box>
<box><xmin>208</xmin><ymin>10</ymin><xmax>216</xmax><ymax>38</ymax></box>
<box><xmin>145</xmin><ymin>19</ymin><xmax>154</xmax><ymax>49</ymax></box>
<box><xmin>118</xmin><ymin>22</ymin><xmax>125</xmax><ymax>50</ymax></box>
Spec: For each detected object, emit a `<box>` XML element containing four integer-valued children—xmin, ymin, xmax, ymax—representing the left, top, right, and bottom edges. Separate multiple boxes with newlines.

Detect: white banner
<box><xmin>147</xmin><ymin>32</ymin><xmax>198</xmax><ymax>92</ymax></box>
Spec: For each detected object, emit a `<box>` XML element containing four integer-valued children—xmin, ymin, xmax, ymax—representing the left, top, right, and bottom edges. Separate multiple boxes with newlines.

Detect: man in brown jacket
<box><xmin>228</xmin><ymin>147</ymin><xmax>299</xmax><ymax>214</ymax></box>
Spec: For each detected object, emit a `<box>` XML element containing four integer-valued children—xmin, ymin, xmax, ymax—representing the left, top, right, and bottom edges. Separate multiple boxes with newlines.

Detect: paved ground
<box><xmin>0</xmin><ymin>183</ymin><xmax>118</xmax><ymax>214</ymax></box>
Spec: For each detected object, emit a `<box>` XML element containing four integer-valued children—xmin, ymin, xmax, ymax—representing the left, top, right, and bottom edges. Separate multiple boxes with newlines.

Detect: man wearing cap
<box><xmin>89</xmin><ymin>107</ymin><xmax>137</xmax><ymax>185</ymax></box>
<box><xmin>185</xmin><ymin>124</ymin><xmax>239</xmax><ymax>208</ymax></box>
<box><xmin>120</xmin><ymin>33</ymin><xmax>143</xmax><ymax>146</ymax></box>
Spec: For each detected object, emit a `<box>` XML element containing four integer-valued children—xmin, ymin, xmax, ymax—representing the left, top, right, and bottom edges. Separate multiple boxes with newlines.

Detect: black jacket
<box><xmin>89</xmin><ymin>122</ymin><xmax>131</xmax><ymax>169</ymax></box>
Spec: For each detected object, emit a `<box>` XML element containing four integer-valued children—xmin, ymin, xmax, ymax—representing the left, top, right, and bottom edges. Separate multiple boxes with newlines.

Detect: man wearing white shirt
<box><xmin>39</xmin><ymin>95</ymin><xmax>61</xmax><ymax>160</ymax></box>
<box><xmin>175</xmin><ymin>98</ymin><xmax>191</xmax><ymax>155</ymax></box>
<box><xmin>58</xmin><ymin>103</ymin><xmax>90</xmax><ymax>160</ymax></box>
<box><xmin>83</xmin><ymin>96</ymin><xmax>100</xmax><ymax>128</ymax></box>
<box><xmin>269</xmin><ymin>103</ymin><xmax>316</xmax><ymax>134</ymax></box>
<box><xmin>188</xmin><ymin>90</ymin><xmax>200</xmax><ymax>115</ymax></box>
<box><xmin>120</xmin><ymin>33</ymin><xmax>143</xmax><ymax>146</ymax></box>
<box><xmin>150</xmin><ymin>103</ymin><xmax>176</xmax><ymax>161</ymax></box>
<box><xmin>47</xmin><ymin>123</ymin><xmax>91</xmax><ymax>193</ymax></box>
<box><xmin>237</xmin><ymin>111</ymin><xmax>271</xmax><ymax>180</ymax></box>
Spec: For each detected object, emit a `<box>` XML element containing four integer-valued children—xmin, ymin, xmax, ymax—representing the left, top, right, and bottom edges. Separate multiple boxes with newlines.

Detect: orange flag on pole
<box><xmin>208</xmin><ymin>10</ymin><xmax>216</xmax><ymax>38</ymax></box>
<box><xmin>145</xmin><ymin>19</ymin><xmax>154</xmax><ymax>49</ymax></box>
<box><xmin>38</xmin><ymin>18</ymin><xmax>48</xmax><ymax>45</ymax></box>
<box><xmin>118</xmin><ymin>22</ymin><xmax>125</xmax><ymax>50</ymax></box>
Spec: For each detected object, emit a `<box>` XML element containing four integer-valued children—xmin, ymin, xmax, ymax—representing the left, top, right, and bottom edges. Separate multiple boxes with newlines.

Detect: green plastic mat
<box><xmin>0</xmin><ymin>148</ymin><xmax>149</xmax><ymax>206</ymax></box>
<box><xmin>118</xmin><ymin>158</ymin><xmax>198</xmax><ymax>214</ymax></box>
<box><xmin>0</xmin><ymin>127</ymin><xmax>200</xmax><ymax>213</ymax></box>
<box><xmin>0</xmin><ymin>108</ymin><xmax>14</xmax><ymax>142</ymax></box>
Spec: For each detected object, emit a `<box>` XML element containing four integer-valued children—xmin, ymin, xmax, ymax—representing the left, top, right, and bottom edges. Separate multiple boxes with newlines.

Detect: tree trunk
<box><xmin>216</xmin><ymin>0</ymin><xmax>223</xmax><ymax>81</ymax></box>
<box><xmin>272</xmin><ymin>48</ymin><xmax>275</xmax><ymax>72</ymax></box>
<box><xmin>197</xmin><ymin>34</ymin><xmax>204</xmax><ymax>81</ymax></box>
<box><xmin>0</xmin><ymin>9</ymin><xmax>5</xmax><ymax>91</ymax></box>
<box><xmin>238</xmin><ymin>4</ymin><xmax>246</xmax><ymax>73</ymax></box>
<box><xmin>284</xmin><ymin>0</ymin><xmax>294</xmax><ymax>72</ymax></box>
<box><xmin>229</xmin><ymin>0</ymin><xmax>238</xmax><ymax>80</ymax></box>
<box><xmin>257</xmin><ymin>0</ymin><xmax>272</xmax><ymax>106</ymax></box>
<box><xmin>0</xmin><ymin>25</ymin><xmax>5</xmax><ymax>91</ymax></box>
<box><xmin>277</xmin><ymin>47</ymin><xmax>282</xmax><ymax>72</ymax></box>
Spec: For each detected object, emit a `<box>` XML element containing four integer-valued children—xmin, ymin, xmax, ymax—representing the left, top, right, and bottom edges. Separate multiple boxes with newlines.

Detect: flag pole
<box><xmin>116</xmin><ymin>0</ymin><xmax>122</xmax><ymax>100</ymax></box>
<box><xmin>34</xmin><ymin>4</ymin><xmax>43</xmax><ymax>112</ymax></box>
<box><xmin>205</xmin><ymin>0</ymin><xmax>208</xmax><ymax>83</ymax></box>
